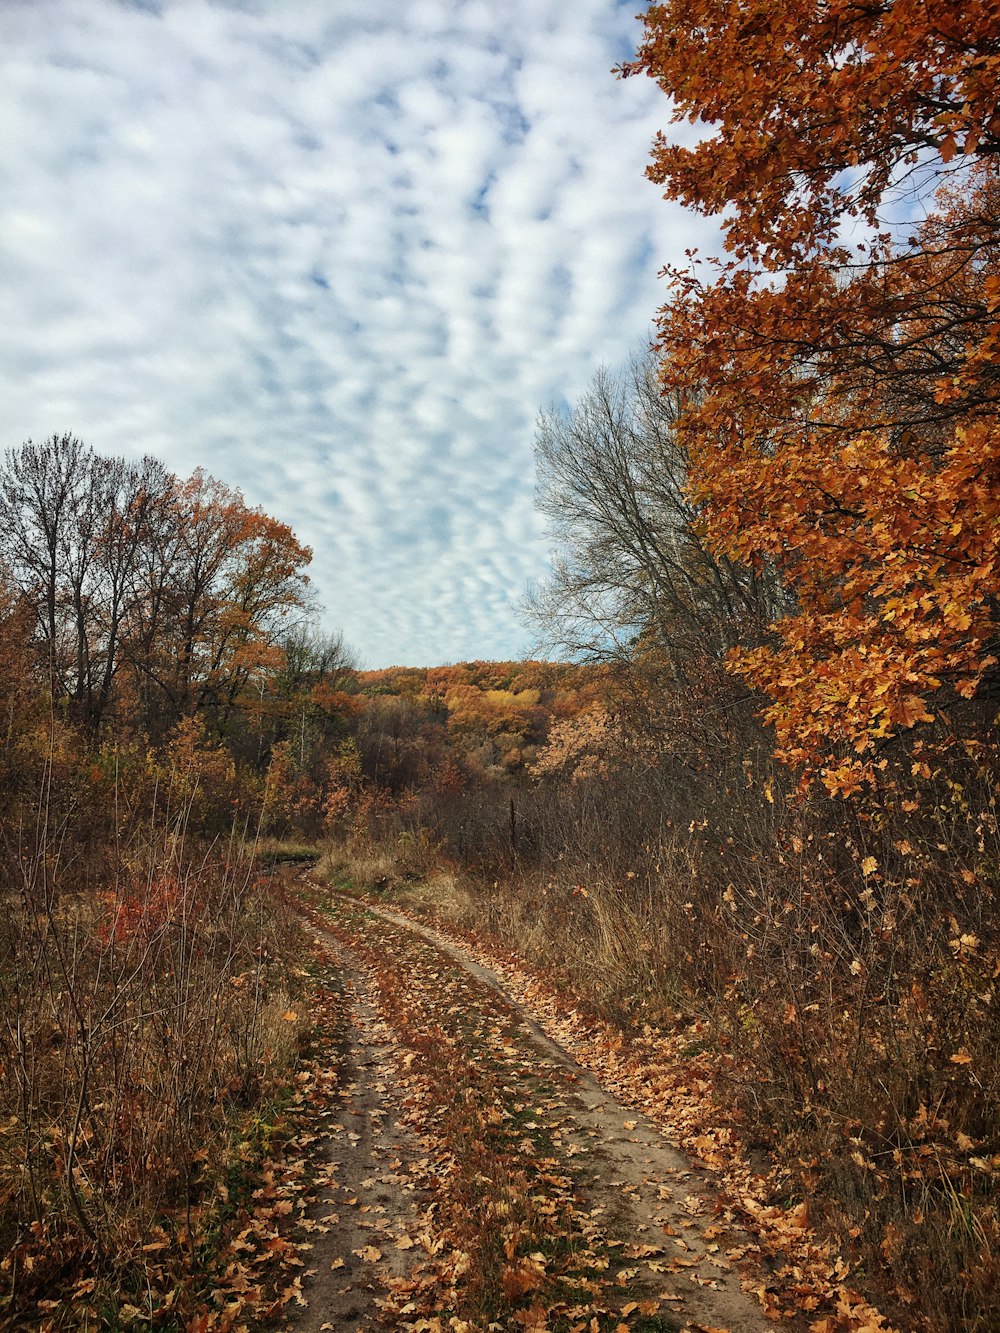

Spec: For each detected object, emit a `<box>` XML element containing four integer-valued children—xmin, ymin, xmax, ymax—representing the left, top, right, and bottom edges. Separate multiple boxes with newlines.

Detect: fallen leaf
<box><xmin>624</xmin><ymin>1243</ymin><xmax>663</xmax><ymax>1258</ymax></box>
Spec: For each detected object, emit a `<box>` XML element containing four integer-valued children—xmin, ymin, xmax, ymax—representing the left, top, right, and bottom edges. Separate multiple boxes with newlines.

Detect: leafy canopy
<box><xmin>625</xmin><ymin>0</ymin><xmax>1000</xmax><ymax>792</ymax></box>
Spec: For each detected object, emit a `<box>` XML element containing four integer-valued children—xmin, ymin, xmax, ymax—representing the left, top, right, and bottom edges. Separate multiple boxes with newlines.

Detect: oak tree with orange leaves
<box><xmin>160</xmin><ymin>469</ymin><xmax>312</xmax><ymax>728</ymax></box>
<box><xmin>624</xmin><ymin>0</ymin><xmax>1000</xmax><ymax>792</ymax></box>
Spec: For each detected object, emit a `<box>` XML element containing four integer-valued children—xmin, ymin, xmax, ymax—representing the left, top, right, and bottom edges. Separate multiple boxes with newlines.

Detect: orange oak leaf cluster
<box><xmin>624</xmin><ymin>0</ymin><xmax>1000</xmax><ymax>790</ymax></box>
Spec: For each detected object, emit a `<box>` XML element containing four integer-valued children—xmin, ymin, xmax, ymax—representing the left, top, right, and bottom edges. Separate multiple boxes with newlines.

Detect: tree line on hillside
<box><xmin>0</xmin><ymin>435</ymin><xmax>606</xmax><ymax>843</ymax></box>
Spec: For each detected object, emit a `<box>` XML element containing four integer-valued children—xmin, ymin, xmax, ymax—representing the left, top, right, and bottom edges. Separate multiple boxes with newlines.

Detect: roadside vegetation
<box><xmin>0</xmin><ymin>765</ymin><xmax>312</xmax><ymax>1328</ymax></box>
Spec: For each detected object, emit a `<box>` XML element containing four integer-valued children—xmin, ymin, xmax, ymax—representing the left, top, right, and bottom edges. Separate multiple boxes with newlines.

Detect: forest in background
<box><xmin>2</xmin><ymin>0</ymin><xmax>999</xmax><ymax>1328</ymax></box>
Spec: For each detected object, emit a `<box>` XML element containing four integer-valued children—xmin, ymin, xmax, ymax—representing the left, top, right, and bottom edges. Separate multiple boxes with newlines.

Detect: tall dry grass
<box><xmin>0</xmin><ymin>754</ymin><xmax>306</xmax><ymax>1326</ymax></box>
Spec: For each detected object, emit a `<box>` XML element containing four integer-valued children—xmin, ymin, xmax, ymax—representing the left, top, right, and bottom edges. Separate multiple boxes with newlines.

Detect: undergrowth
<box><xmin>0</xmin><ymin>776</ymin><xmax>310</xmax><ymax>1329</ymax></box>
<box><xmin>319</xmin><ymin>740</ymin><xmax>1000</xmax><ymax>1331</ymax></box>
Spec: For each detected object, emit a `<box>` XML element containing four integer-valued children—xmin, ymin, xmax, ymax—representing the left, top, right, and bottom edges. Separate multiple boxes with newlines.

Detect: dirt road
<box><xmin>288</xmin><ymin>885</ymin><xmax>777</xmax><ymax>1333</ymax></box>
<box><xmin>289</xmin><ymin>962</ymin><xmax>432</xmax><ymax>1333</ymax></box>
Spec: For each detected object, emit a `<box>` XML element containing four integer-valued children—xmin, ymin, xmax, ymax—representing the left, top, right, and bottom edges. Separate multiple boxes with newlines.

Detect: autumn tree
<box><xmin>625</xmin><ymin>0</ymin><xmax>1000</xmax><ymax>790</ymax></box>
<box><xmin>116</xmin><ymin>468</ymin><xmax>313</xmax><ymax>734</ymax></box>
<box><xmin>0</xmin><ymin>572</ymin><xmax>43</xmax><ymax>790</ymax></box>
<box><xmin>354</xmin><ymin>693</ymin><xmax>439</xmax><ymax>794</ymax></box>
<box><xmin>0</xmin><ymin>434</ymin><xmax>90</xmax><ymax>700</ymax></box>
<box><xmin>0</xmin><ymin>440</ymin><xmax>315</xmax><ymax>738</ymax></box>
<box><xmin>0</xmin><ymin>437</ymin><xmax>178</xmax><ymax>728</ymax></box>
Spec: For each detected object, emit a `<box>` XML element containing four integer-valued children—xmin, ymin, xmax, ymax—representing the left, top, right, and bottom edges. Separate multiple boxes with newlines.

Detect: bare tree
<box><xmin>0</xmin><ymin>434</ymin><xmax>88</xmax><ymax>695</ymax></box>
<box><xmin>523</xmin><ymin>353</ymin><xmax>787</xmax><ymax>676</ymax></box>
<box><xmin>89</xmin><ymin>454</ymin><xmax>176</xmax><ymax>728</ymax></box>
<box><xmin>266</xmin><ymin>625</ymin><xmax>359</xmax><ymax>764</ymax></box>
<box><xmin>0</xmin><ymin>437</ymin><xmax>181</xmax><ymax>729</ymax></box>
<box><xmin>279</xmin><ymin>625</ymin><xmax>357</xmax><ymax>694</ymax></box>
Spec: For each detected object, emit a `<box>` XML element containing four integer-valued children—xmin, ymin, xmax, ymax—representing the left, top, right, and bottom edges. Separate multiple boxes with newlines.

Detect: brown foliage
<box><xmin>0</xmin><ymin>439</ymin><xmax>313</xmax><ymax>739</ymax></box>
<box><xmin>0</xmin><ymin>793</ymin><xmax>305</xmax><ymax>1326</ymax></box>
<box><xmin>623</xmin><ymin>3</ymin><xmax>1000</xmax><ymax>789</ymax></box>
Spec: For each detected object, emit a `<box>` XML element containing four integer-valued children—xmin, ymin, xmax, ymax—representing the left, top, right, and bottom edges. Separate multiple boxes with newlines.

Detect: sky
<box><xmin>0</xmin><ymin>0</ymin><xmax>717</xmax><ymax>668</ymax></box>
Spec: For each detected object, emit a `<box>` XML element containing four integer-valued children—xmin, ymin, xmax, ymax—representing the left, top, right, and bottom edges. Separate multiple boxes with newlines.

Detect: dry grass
<box><xmin>0</xmin><ymin>802</ymin><xmax>308</xmax><ymax>1327</ymax></box>
<box><xmin>323</xmin><ymin>751</ymin><xmax>1000</xmax><ymax>1330</ymax></box>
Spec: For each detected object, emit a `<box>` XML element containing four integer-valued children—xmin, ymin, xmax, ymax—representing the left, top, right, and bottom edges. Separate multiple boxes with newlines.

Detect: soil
<box><xmin>288</xmin><ymin>887</ymin><xmax>777</xmax><ymax>1332</ymax></box>
<box><xmin>289</xmin><ymin>953</ymin><xmax>430</xmax><ymax>1333</ymax></box>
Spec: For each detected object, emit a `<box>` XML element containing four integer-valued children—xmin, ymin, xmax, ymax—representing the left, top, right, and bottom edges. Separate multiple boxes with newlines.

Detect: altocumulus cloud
<box><xmin>0</xmin><ymin>0</ymin><xmax>716</xmax><ymax>667</ymax></box>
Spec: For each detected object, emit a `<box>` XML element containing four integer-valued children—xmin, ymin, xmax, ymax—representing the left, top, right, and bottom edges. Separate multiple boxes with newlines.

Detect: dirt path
<box><xmin>289</xmin><ymin>949</ymin><xmax>431</xmax><ymax>1333</ymax></box>
<box><xmin>360</xmin><ymin>901</ymin><xmax>773</xmax><ymax>1333</ymax></box>
<box><xmin>290</xmin><ymin>884</ymin><xmax>779</xmax><ymax>1332</ymax></box>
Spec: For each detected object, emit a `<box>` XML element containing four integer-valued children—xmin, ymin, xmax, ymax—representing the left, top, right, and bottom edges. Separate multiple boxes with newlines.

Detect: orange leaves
<box><xmin>628</xmin><ymin>2</ymin><xmax>1000</xmax><ymax>790</ymax></box>
<box><xmin>444</xmin><ymin>683</ymin><xmax>542</xmax><ymax>742</ymax></box>
<box><xmin>529</xmin><ymin>707</ymin><xmax>616</xmax><ymax>782</ymax></box>
<box><xmin>352</xmin><ymin>1244</ymin><xmax>383</xmax><ymax>1263</ymax></box>
<box><xmin>717</xmin><ymin>418</ymin><xmax>1000</xmax><ymax>787</ymax></box>
<box><xmin>501</xmin><ymin>1257</ymin><xmax>546</xmax><ymax>1299</ymax></box>
<box><xmin>628</xmin><ymin>0</ymin><xmax>999</xmax><ymax>258</ymax></box>
<box><xmin>620</xmin><ymin>1299</ymin><xmax>661</xmax><ymax>1318</ymax></box>
<box><xmin>894</xmin><ymin>697</ymin><xmax>934</xmax><ymax>730</ymax></box>
<box><xmin>167</xmin><ymin>470</ymin><xmax>312</xmax><ymax>709</ymax></box>
<box><xmin>786</xmin><ymin>1201</ymin><xmax>810</xmax><ymax>1230</ymax></box>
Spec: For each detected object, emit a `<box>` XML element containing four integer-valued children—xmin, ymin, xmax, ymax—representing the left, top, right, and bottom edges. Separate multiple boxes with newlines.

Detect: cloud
<box><xmin>0</xmin><ymin>0</ymin><xmax>718</xmax><ymax>666</ymax></box>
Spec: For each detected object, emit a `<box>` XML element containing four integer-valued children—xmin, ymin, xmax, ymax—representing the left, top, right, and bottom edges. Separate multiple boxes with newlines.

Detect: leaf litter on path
<box><xmin>342</xmin><ymin>894</ymin><xmax>897</xmax><ymax>1333</ymax></box>
<box><xmin>285</xmin><ymin>880</ymin><xmax>793</xmax><ymax>1332</ymax></box>
<box><xmin>287</xmin><ymin>954</ymin><xmax>432</xmax><ymax>1333</ymax></box>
